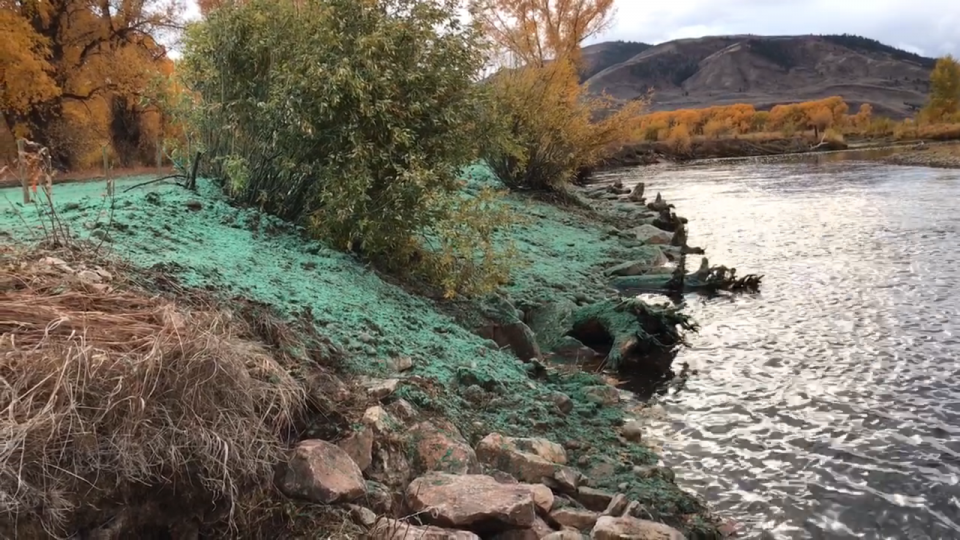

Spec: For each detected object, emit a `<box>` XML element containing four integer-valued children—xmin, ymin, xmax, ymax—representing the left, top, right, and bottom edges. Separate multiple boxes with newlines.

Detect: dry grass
<box><xmin>0</xmin><ymin>245</ymin><xmax>309</xmax><ymax>537</ymax></box>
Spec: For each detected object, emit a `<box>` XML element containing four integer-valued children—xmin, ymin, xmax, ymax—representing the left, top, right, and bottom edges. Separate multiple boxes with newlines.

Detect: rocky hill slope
<box><xmin>584</xmin><ymin>34</ymin><xmax>935</xmax><ymax>118</ymax></box>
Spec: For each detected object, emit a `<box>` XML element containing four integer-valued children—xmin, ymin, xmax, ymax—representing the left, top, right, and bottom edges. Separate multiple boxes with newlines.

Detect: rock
<box><xmin>371</xmin><ymin>519</ymin><xmax>482</xmax><ymax>539</ymax></box>
<box><xmin>364</xmin><ymin>378</ymin><xmax>400</xmax><ymax>400</ymax></box>
<box><xmin>490</xmin><ymin>529</ymin><xmax>539</xmax><ymax>540</ymax></box>
<box><xmin>621</xmin><ymin>421</ymin><xmax>643</xmax><ymax>442</ymax></box>
<box><xmin>550</xmin><ymin>393</ymin><xmax>574</xmax><ymax>415</ymax></box>
<box><xmin>365</xmin><ymin>480</ymin><xmax>395</xmax><ymax>515</ymax></box>
<box><xmin>364</xmin><ymin>406</ymin><xmax>397</xmax><ymax>434</ymax></box>
<box><xmin>476</xmin><ymin>321</ymin><xmax>542</xmax><ymax>362</ymax></box>
<box><xmin>633</xmin><ymin>466</ymin><xmax>676</xmax><ymax>484</ymax></box>
<box><xmin>77</xmin><ymin>269</ymin><xmax>103</xmax><ymax>283</ymax></box>
<box><xmin>628</xmin><ymin>224</ymin><xmax>673</xmax><ymax>245</ymax></box>
<box><xmin>602</xmin><ymin>495</ymin><xmax>629</xmax><ymax>517</ymax></box>
<box><xmin>622</xmin><ymin>501</ymin><xmax>643</xmax><ymax>519</ymax></box>
<box><xmin>476</xmin><ymin>433</ymin><xmax>567</xmax><ymax>483</ymax></box>
<box><xmin>576</xmin><ymin>487</ymin><xmax>615</xmax><ymax>512</ymax></box>
<box><xmin>347</xmin><ymin>504</ymin><xmax>378</xmax><ymax>527</ymax></box>
<box><xmin>552</xmin><ymin>467</ymin><xmax>583</xmax><ymax>493</ymax></box>
<box><xmin>387</xmin><ymin>398</ymin><xmax>418</xmax><ymax>421</ymax></box>
<box><xmin>583</xmin><ymin>385</ymin><xmax>619</xmax><ymax>406</ymax></box>
<box><xmin>550</xmin><ymin>508</ymin><xmax>599</xmax><ymax>531</ymax></box>
<box><xmin>338</xmin><ymin>426</ymin><xmax>374</xmax><ymax>472</ymax></box>
<box><xmin>278</xmin><ymin>440</ymin><xmax>365</xmax><ymax>504</ymax></box>
<box><xmin>388</xmin><ymin>356</ymin><xmax>414</xmax><ymax>372</ymax></box>
<box><xmin>602</xmin><ymin>250</ymin><xmax>668</xmax><ymax>277</ymax></box>
<box><xmin>185</xmin><ymin>200</ymin><xmax>203</xmax><ymax>211</ymax></box>
<box><xmin>463</xmin><ymin>385</ymin><xmax>487</xmax><ymax>403</ymax></box>
<box><xmin>590</xmin><ymin>516</ymin><xmax>684</xmax><ymax>540</ymax></box>
<box><xmin>543</xmin><ymin>532</ymin><xmax>586</xmax><ymax>540</ymax></box>
<box><xmin>525</xmin><ymin>483</ymin><xmax>555</xmax><ymax>514</ymax></box>
<box><xmin>406</xmin><ymin>473</ymin><xmax>536</xmax><ymax>530</ymax></box>
<box><xmin>408</xmin><ymin>420</ymin><xmax>480</xmax><ymax>475</ymax></box>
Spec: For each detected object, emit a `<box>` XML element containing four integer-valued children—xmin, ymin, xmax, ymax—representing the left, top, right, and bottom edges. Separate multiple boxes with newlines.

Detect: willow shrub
<box><xmin>178</xmin><ymin>0</ymin><xmax>515</xmax><ymax>297</ymax></box>
<box><xmin>481</xmin><ymin>58</ymin><xmax>645</xmax><ymax>192</ymax></box>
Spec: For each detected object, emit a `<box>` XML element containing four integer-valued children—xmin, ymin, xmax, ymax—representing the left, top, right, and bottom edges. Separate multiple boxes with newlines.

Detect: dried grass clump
<box><xmin>0</xmin><ymin>246</ymin><xmax>307</xmax><ymax>535</ymax></box>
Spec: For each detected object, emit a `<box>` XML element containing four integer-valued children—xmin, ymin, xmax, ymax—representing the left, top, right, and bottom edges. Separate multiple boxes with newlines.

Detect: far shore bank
<box><xmin>586</xmin><ymin>135</ymin><xmax>960</xmax><ymax>175</ymax></box>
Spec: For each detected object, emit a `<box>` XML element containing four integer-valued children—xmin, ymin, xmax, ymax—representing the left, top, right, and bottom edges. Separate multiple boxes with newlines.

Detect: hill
<box><xmin>583</xmin><ymin>34</ymin><xmax>935</xmax><ymax>118</ymax></box>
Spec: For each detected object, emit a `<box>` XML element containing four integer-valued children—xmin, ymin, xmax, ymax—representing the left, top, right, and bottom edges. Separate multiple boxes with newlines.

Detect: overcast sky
<box><xmin>588</xmin><ymin>0</ymin><xmax>959</xmax><ymax>58</ymax></box>
<box><xmin>179</xmin><ymin>0</ymin><xmax>959</xmax><ymax>59</ymax></box>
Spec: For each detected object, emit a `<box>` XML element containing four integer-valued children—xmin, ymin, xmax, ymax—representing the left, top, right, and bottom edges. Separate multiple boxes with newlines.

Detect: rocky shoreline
<box><xmin>0</xmin><ymin>169</ymin><xmax>755</xmax><ymax>539</ymax></box>
<box><xmin>880</xmin><ymin>143</ymin><xmax>960</xmax><ymax>169</ymax></box>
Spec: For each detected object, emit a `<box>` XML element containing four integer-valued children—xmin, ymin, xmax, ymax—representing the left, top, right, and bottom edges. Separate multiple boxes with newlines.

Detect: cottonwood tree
<box><xmin>923</xmin><ymin>55</ymin><xmax>960</xmax><ymax>122</ymax></box>
<box><xmin>0</xmin><ymin>0</ymin><xmax>182</xmax><ymax>167</ymax></box>
<box><xmin>472</xmin><ymin>0</ymin><xmax>643</xmax><ymax>191</ymax></box>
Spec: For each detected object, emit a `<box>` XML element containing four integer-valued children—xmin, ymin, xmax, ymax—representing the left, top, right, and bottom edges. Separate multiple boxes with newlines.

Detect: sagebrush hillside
<box><xmin>583</xmin><ymin>34</ymin><xmax>935</xmax><ymax>118</ymax></box>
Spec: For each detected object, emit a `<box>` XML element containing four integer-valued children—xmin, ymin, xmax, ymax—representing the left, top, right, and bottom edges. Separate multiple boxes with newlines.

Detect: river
<box><xmin>597</xmin><ymin>155</ymin><xmax>960</xmax><ymax>540</ymax></box>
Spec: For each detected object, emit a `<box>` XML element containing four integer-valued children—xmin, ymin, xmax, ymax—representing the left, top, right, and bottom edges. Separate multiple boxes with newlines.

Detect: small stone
<box><xmin>621</xmin><ymin>421</ymin><xmax>643</xmax><ymax>442</ymax></box>
<box><xmin>364</xmin><ymin>378</ymin><xmax>400</xmax><ymax>400</ymax></box>
<box><xmin>77</xmin><ymin>270</ymin><xmax>102</xmax><ymax>283</ymax></box>
<box><xmin>576</xmin><ymin>487</ymin><xmax>615</xmax><ymax>512</ymax></box>
<box><xmin>590</xmin><ymin>516</ymin><xmax>684</xmax><ymax>540</ymax></box>
<box><xmin>542</xmin><ymin>532</ymin><xmax>585</xmax><ymax>540</ymax></box>
<box><xmin>388</xmin><ymin>399</ymin><xmax>419</xmax><ymax>421</ymax></box>
<box><xmin>389</xmin><ymin>356</ymin><xmax>414</xmax><ymax>372</ymax></box>
<box><xmin>338</xmin><ymin>425</ymin><xmax>374</xmax><ymax>472</ymax></box>
<box><xmin>370</xmin><ymin>519</ymin><xmax>481</xmax><ymax>540</ymax></box>
<box><xmin>552</xmin><ymin>467</ymin><xmax>582</xmax><ymax>493</ymax></box>
<box><xmin>551</xmin><ymin>392</ymin><xmax>574</xmax><ymax>415</ymax></box>
<box><xmin>407</xmin><ymin>473</ymin><xmax>536</xmax><ymax>530</ymax></box>
<box><xmin>583</xmin><ymin>385</ymin><xmax>619</xmax><ymax>406</ymax></box>
<box><xmin>463</xmin><ymin>385</ymin><xmax>487</xmax><ymax>403</ymax></box>
<box><xmin>365</xmin><ymin>481</ymin><xmax>395</xmax><ymax>515</ymax></box>
<box><xmin>185</xmin><ymin>200</ymin><xmax>203</xmax><ymax>211</ymax></box>
<box><xmin>622</xmin><ymin>501</ymin><xmax>643</xmax><ymax>519</ymax></box>
<box><xmin>347</xmin><ymin>504</ymin><xmax>378</xmax><ymax>527</ymax></box>
<box><xmin>492</xmin><ymin>471</ymin><xmax>519</xmax><ymax>484</ymax></box>
<box><xmin>633</xmin><ymin>466</ymin><xmax>676</xmax><ymax>484</ymax></box>
<box><xmin>278</xmin><ymin>440</ymin><xmax>365</xmax><ymax>504</ymax></box>
<box><xmin>363</xmin><ymin>406</ymin><xmax>396</xmax><ymax>434</ymax></box>
<box><xmin>618</xmin><ymin>483</ymin><xmax>629</xmax><ymax>491</ymax></box>
<box><xmin>525</xmin><ymin>483</ymin><xmax>555</xmax><ymax>514</ymax></box>
<box><xmin>358</xmin><ymin>332</ymin><xmax>376</xmax><ymax>343</ymax></box>
<box><xmin>550</xmin><ymin>508</ymin><xmax>599</xmax><ymax>531</ymax></box>
<box><xmin>564</xmin><ymin>440</ymin><xmax>582</xmax><ymax>450</ymax></box>
<box><xmin>628</xmin><ymin>224</ymin><xmax>673</xmax><ymax>245</ymax></box>
<box><xmin>602</xmin><ymin>494</ymin><xmax>629</xmax><ymax>517</ymax></box>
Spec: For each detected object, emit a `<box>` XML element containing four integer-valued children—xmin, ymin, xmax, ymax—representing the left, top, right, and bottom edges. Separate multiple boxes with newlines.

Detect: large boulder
<box><xmin>627</xmin><ymin>224</ymin><xmax>673</xmax><ymax>245</ymax></box>
<box><xmin>408</xmin><ymin>420</ymin><xmax>480</xmax><ymax>475</ymax></box>
<box><xmin>476</xmin><ymin>321</ymin><xmax>541</xmax><ymax>361</ymax></box>
<box><xmin>277</xmin><ymin>440</ymin><xmax>365</xmax><ymax>504</ymax></box>
<box><xmin>590</xmin><ymin>516</ymin><xmax>684</xmax><ymax>539</ymax></box>
<box><xmin>407</xmin><ymin>473</ymin><xmax>537</xmax><ymax>531</ymax></box>
<box><xmin>476</xmin><ymin>433</ymin><xmax>568</xmax><ymax>483</ymax></box>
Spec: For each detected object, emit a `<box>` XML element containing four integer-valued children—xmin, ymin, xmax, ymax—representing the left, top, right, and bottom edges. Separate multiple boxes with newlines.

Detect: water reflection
<box><xmin>599</xmin><ymin>157</ymin><xmax>960</xmax><ymax>539</ymax></box>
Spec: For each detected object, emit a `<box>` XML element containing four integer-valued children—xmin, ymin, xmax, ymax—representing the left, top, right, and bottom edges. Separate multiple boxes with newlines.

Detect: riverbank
<box><xmin>879</xmin><ymin>142</ymin><xmax>960</xmax><ymax>169</ymax></box>
<box><xmin>0</xmin><ymin>168</ymin><xmax>743</xmax><ymax>538</ymax></box>
<box><xmin>589</xmin><ymin>134</ymin><xmax>960</xmax><ymax>173</ymax></box>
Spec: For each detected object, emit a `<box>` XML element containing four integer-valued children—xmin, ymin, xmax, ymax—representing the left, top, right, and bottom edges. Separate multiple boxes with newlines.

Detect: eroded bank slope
<box><xmin>1</xmin><ymin>169</ymin><xmax>726</xmax><ymax>538</ymax></box>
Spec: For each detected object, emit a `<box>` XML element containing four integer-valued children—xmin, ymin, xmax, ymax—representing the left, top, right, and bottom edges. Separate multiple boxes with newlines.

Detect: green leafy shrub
<box><xmin>178</xmin><ymin>0</ymin><xmax>515</xmax><ymax>297</ymax></box>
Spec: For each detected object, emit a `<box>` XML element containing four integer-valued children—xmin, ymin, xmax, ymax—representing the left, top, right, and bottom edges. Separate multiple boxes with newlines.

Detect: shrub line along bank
<box><xmin>0</xmin><ymin>163</ymin><xmax>751</xmax><ymax>539</ymax></box>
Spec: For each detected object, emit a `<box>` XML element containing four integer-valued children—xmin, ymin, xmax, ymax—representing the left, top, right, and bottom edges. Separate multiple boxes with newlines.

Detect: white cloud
<box><xmin>592</xmin><ymin>0</ymin><xmax>960</xmax><ymax>58</ymax></box>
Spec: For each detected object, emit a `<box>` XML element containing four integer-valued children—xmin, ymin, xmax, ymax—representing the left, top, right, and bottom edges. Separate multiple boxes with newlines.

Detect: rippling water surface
<box><xmin>600</xmin><ymin>156</ymin><xmax>960</xmax><ymax>540</ymax></box>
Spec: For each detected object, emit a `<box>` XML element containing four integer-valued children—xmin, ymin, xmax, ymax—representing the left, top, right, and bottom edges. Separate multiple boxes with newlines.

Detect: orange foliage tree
<box><xmin>473</xmin><ymin>0</ymin><xmax>644</xmax><ymax>190</ymax></box>
<box><xmin>0</xmin><ymin>0</ymin><xmax>183</xmax><ymax>169</ymax></box>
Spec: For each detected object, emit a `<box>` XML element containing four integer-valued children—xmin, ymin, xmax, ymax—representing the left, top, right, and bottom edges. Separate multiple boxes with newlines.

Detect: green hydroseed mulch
<box><xmin>0</xmin><ymin>170</ymin><xmax>717</xmax><ymax>536</ymax></box>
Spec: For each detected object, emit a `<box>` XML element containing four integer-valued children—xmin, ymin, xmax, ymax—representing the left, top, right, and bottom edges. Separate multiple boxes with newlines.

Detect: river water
<box><xmin>597</xmin><ymin>155</ymin><xmax>960</xmax><ymax>540</ymax></box>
